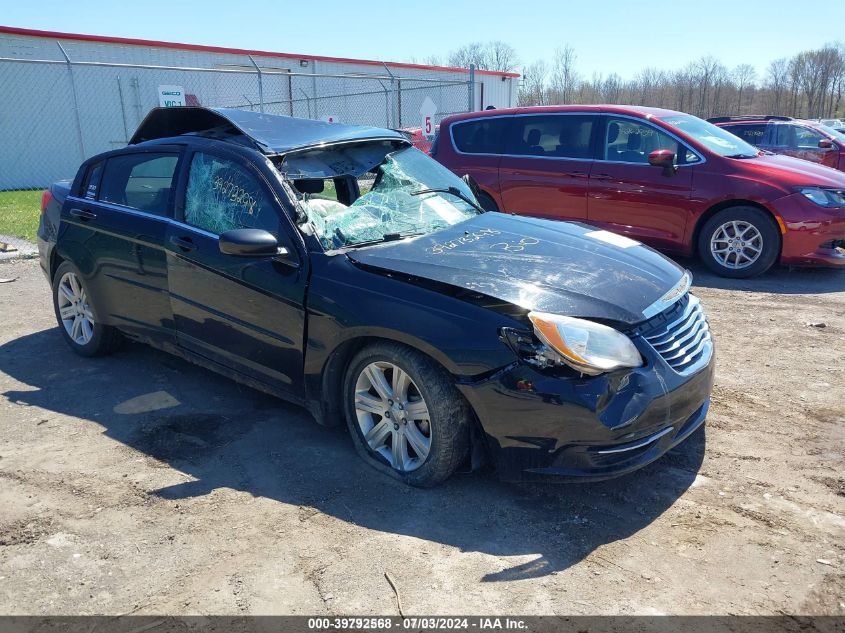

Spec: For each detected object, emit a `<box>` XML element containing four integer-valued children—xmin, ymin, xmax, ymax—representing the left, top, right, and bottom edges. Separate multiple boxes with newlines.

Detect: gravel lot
<box><xmin>0</xmin><ymin>256</ymin><xmax>843</xmax><ymax>616</ymax></box>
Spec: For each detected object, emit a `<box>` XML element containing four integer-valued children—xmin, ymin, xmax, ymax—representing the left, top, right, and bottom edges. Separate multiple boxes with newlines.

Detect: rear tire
<box><xmin>52</xmin><ymin>261</ymin><xmax>121</xmax><ymax>357</ymax></box>
<box><xmin>697</xmin><ymin>207</ymin><xmax>780</xmax><ymax>278</ymax></box>
<box><xmin>343</xmin><ymin>342</ymin><xmax>470</xmax><ymax>487</ymax></box>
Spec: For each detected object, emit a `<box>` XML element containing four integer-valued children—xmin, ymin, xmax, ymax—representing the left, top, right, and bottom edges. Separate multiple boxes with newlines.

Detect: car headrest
<box><xmin>626</xmin><ymin>133</ymin><xmax>642</xmax><ymax>150</ymax></box>
<box><xmin>293</xmin><ymin>179</ymin><xmax>324</xmax><ymax>194</ymax></box>
<box><xmin>607</xmin><ymin>122</ymin><xmax>620</xmax><ymax>144</ymax></box>
<box><xmin>526</xmin><ymin>129</ymin><xmax>541</xmax><ymax>145</ymax></box>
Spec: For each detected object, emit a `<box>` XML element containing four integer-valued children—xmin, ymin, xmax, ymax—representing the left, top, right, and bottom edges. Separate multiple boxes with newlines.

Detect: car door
<box><xmin>446</xmin><ymin>115</ymin><xmax>510</xmax><ymax>206</ymax></box>
<box><xmin>498</xmin><ymin>113</ymin><xmax>597</xmax><ymax>220</ymax></box>
<box><xmin>59</xmin><ymin>148</ymin><xmax>182</xmax><ymax>343</ymax></box>
<box><xmin>587</xmin><ymin>116</ymin><xmax>697</xmax><ymax>252</ymax></box>
<box><xmin>165</xmin><ymin>146</ymin><xmax>308</xmax><ymax>397</ymax></box>
<box><xmin>791</xmin><ymin>125</ymin><xmax>839</xmax><ymax>168</ymax></box>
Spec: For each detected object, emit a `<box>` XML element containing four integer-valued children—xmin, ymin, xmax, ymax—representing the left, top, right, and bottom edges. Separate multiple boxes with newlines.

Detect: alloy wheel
<box><xmin>354</xmin><ymin>361</ymin><xmax>432</xmax><ymax>472</ymax></box>
<box><xmin>57</xmin><ymin>272</ymin><xmax>95</xmax><ymax>345</ymax></box>
<box><xmin>709</xmin><ymin>220</ymin><xmax>763</xmax><ymax>270</ymax></box>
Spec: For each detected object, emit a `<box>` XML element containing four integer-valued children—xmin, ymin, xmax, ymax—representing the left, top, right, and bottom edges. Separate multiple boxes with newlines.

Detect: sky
<box><xmin>1</xmin><ymin>0</ymin><xmax>840</xmax><ymax>80</ymax></box>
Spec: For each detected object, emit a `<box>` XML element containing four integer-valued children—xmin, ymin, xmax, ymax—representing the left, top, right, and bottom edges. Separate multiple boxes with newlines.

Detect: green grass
<box><xmin>0</xmin><ymin>190</ymin><xmax>42</xmax><ymax>241</ymax></box>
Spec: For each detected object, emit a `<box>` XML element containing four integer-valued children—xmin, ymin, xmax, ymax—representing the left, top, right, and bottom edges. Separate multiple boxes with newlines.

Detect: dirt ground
<box><xmin>0</xmin><ymin>256</ymin><xmax>843</xmax><ymax>617</ymax></box>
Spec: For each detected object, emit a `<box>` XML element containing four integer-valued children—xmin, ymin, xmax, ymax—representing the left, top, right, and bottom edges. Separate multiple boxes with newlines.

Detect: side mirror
<box><xmin>818</xmin><ymin>138</ymin><xmax>834</xmax><ymax>149</ymax></box>
<box><xmin>648</xmin><ymin>149</ymin><xmax>676</xmax><ymax>169</ymax></box>
<box><xmin>219</xmin><ymin>229</ymin><xmax>279</xmax><ymax>257</ymax></box>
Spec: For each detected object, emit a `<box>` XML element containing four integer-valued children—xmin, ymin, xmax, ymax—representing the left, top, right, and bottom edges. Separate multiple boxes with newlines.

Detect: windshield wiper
<box><xmin>341</xmin><ymin>231</ymin><xmax>428</xmax><ymax>250</ymax></box>
<box><xmin>410</xmin><ymin>187</ymin><xmax>484</xmax><ymax>213</ymax></box>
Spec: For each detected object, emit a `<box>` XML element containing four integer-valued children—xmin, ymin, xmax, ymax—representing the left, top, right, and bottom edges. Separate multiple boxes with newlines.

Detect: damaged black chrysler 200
<box><xmin>38</xmin><ymin>107</ymin><xmax>715</xmax><ymax>487</ymax></box>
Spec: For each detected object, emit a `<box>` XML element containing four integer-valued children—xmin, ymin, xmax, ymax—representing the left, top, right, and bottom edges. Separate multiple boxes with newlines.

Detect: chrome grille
<box><xmin>643</xmin><ymin>294</ymin><xmax>712</xmax><ymax>374</ymax></box>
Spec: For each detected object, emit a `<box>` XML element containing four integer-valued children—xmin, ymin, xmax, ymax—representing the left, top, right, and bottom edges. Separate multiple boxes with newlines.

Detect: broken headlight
<box><xmin>503</xmin><ymin>313</ymin><xmax>643</xmax><ymax>376</ymax></box>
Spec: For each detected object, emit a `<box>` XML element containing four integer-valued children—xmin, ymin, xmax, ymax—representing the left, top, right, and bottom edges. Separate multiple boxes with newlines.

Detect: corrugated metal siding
<box><xmin>0</xmin><ymin>32</ymin><xmax>517</xmax><ymax>189</ymax></box>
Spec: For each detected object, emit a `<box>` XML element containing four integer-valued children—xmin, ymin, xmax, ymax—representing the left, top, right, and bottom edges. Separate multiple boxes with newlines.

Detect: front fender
<box><xmin>302</xmin><ymin>254</ymin><xmax>519</xmax><ymax>406</ymax></box>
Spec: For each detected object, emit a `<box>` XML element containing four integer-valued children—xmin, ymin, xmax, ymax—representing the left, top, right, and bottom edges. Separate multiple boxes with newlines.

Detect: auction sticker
<box><xmin>584</xmin><ymin>229</ymin><xmax>640</xmax><ymax>249</ymax></box>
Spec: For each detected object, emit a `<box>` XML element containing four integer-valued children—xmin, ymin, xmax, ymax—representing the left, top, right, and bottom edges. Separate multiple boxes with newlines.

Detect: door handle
<box><xmin>564</xmin><ymin>171</ymin><xmax>588</xmax><ymax>179</ymax></box>
<box><xmin>69</xmin><ymin>208</ymin><xmax>97</xmax><ymax>221</ymax></box>
<box><xmin>592</xmin><ymin>173</ymin><xmax>612</xmax><ymax>181</ymax></box>
<box><xmin>169</xmin><ymin>236</ymin><xmax>197</xmax><ymax>252</ymax></box>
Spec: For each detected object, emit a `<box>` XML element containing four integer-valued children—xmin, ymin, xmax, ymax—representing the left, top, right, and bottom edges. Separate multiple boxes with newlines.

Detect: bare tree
<box><xmin>764</xmin><ymin>58</ymin><xmax>789</xmax><ymax>114</ymax></box>
<box><xmin>518</xmin><ymin>60</ymin><xmax>548</xmax><ymax>106</ymax></box>
<box><xmin>421</xmin><ymin>55</ymin><xmax>444</xmax><ymax>67</ymax></box>
<box><xmin>733</xmin><ymin>64</ymin><xmax>756</xmax><ymax>114</ymax></box>
<box><xmin>437</xmin><ymin>38</ymin><xmax>845</xmax><ymax>118</ymax></box>
<box><xmin>483</xmin><ymin>41</ymin><xmax>519</xmax><ymax>73</ymax></box>
<box><xmin>447</xmin><ymin>43</ymin><xmax>487</xmax><ymax>69</ymax></box>
<box><xmin>549</xmin><ymin>45</ymin><xmax>579</xmax><ymax>104</ymax></box>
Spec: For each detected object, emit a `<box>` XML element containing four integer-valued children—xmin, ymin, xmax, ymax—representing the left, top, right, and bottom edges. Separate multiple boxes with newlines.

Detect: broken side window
<box><xmin>184</xmin><ymin>152</ymin><xmax>280</xmax><ymax>235</ymax></box>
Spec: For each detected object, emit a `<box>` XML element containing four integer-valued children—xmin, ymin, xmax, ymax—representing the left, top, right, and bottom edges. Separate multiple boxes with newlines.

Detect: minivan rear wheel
<box><xmin>697</xmin><ymin>207</ymin><xmax>780</xmax><ymax>278</ymax></box>
<box><xmin>52</xmin><ymin>261</ymin><xmax>121</xmax><ymax>357</ymax></box>
<box><xmin>342</xmin><ymin>342</ymin><xmax>470</xmax><ymax>487</ymax></box>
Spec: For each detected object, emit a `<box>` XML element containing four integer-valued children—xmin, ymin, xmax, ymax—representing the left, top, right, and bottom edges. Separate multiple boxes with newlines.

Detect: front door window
<box><xmin>184</xmin><ymin>152</ymin><xmax>280</xmax><ymax>235</ymax></box>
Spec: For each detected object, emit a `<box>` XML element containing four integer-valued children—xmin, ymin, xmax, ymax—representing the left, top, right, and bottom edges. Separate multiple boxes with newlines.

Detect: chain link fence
<box><xmin>0</xmin><ymin>49</ymin><xmax>475</xmax><ymax>191</ymax></box>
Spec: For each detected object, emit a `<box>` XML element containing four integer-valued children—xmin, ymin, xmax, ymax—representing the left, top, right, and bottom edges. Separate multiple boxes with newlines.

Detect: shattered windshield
<box><xmin>281</xmin><ymin>145</ymin><xmax>481</xmax><ymax>250</ymax></box>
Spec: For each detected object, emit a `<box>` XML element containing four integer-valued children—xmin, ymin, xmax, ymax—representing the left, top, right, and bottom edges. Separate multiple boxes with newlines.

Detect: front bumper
<box><xmin>457</xmin><ymin>338</ymin><xmax>715</xmax><ymax>482</ymax></box>
<box><xmin>774</xmin><ymin>193</ymin><xmax>845</xmax><ymax>266</ymax></box>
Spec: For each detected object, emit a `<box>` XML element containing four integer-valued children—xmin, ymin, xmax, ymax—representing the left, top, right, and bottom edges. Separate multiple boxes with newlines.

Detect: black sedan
<box><xmin>38</xmin><ymin>106</ymin><xmax>715</xmax><ymax>486</ymax></box>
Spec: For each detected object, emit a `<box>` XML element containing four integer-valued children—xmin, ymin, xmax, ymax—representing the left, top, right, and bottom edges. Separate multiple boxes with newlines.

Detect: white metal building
<box><xmin>0</xmin><ymin>26</ymin><xmax>519</xmax><ymax>189</ymax></box>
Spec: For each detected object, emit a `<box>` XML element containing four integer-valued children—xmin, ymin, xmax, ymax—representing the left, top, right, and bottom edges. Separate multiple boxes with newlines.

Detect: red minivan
<box><xmin>709</xmin><ymin>116</ymin><xmax>845</xmax><ymax>172</ymax></box>
<box><xmin>433</xmin><ymin>105</ymin><xmax>845</xmax><ymax>277</ymax></box>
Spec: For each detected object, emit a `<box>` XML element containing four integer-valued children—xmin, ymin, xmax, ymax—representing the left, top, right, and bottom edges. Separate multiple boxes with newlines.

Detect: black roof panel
<box><xmin>129</xmin><ymin>107</ymin><xmax>408</xmax><ymax>154</ymax></box>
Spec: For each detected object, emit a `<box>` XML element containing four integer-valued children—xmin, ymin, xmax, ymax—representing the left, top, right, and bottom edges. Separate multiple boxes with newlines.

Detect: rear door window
<box><xmin>183</xmin><ymin>151</ymin><xmax>280</xmax><ymax>235</ymax></box>
<box><xmin>510</xmin><ymin>114</ymin><xmax>596</xmax><ymax>158</ymax></box>
<box><xmin>724</xmin><ymin>124</ymin><xmax>765</xmax><ymax>146</ymax></box>
<box><xmin>451</xmin><ymin>117</ymin><xmax>509</xmax><ymax>154</ymax></box>
<box><xmin>770</xmin><ymin>123</ymin><xmax>795</xmax><ymax>148</ymax></box>
<box><xmin>81</xmin><ymin>161</ymin><xmax>104</xmax><ymax>200</ymax></box>
<box><xmin>100</xmin><ymin>153</ymin><xmax>179</xmax><ymax>216</ymax></box>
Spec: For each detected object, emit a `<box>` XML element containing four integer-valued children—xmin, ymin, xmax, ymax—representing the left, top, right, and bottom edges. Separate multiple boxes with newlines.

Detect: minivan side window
<box><xmin>451</xmin><ymin>118</ymin><xmax>509</xmax><ymax>154</ymax></box>
<box><xmin>771</xmin><ymin>123</ymin><xmax>794</xmax><ymax>148</ymax></box>
<box><xmin>99</xmin><ymin>153</ymin><xmax>179</xmax><ymax>216</ymax></box>
<box><xmin>795</xmin><ymin>126</ymin><xmax>825</xmax><ymax>149</ymax></box>
<box><xmin>724</xmin><ymin>124</ymin><xmax>765</xmax><ymax>146</ymax></box>
<box><xmin>603</xmin><ymin>118</ymin><xmax>698</xmax><ymax>165</ymax></box>
<box><xmin>183</xmin><ymin>152</ymin><xmax>280</xmax><ymax>235</ymax></box>
<box><xmin>511</xmin><ymin>115</ymin><xmax>595</xmax><ymax>158</ymax></box>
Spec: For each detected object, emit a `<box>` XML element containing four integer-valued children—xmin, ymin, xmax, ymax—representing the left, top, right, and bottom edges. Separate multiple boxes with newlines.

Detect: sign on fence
<box><xmin>420</xmin><ymin>97</ymin><xmax>437</xmax><ymax>139</ymax></box>
<box><xmin>158</xmin><ymin>85</ymin><xmax>186</xmax><ymax>107</ymax></box>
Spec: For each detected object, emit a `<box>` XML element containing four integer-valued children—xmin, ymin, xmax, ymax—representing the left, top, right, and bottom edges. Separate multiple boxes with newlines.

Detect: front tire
<box><xmin>697</xmin><ymin>207</ymin><xmax>780</xmax><ymax>278</ymax></box>
<box><xmin>52</xmin><ymin>261</ymin><xmax>121</xmax><ymax>357</ymax></box>
<box><xmin>343</xmin><ymin>342</ymin><xmax>471</xmax><ymax>487</ymax></box>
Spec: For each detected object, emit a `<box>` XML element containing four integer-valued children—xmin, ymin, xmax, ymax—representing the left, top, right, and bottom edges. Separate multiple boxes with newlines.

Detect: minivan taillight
<box><xmin>40</xmin><ymin>189</ymin><xmax>52</xmax><ymax>214</ymax></box>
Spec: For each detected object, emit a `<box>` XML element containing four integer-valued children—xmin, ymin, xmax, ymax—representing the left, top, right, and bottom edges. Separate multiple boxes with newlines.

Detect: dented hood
<box><xmin>347</xmin><ymin>213</ymin><xmax>686</xmax><ymax>325</ymax></box>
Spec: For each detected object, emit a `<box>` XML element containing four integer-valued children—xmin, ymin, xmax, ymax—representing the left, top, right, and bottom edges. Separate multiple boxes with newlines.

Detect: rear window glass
<box><xmin>451</xmin><ymin>118</ymin><xmax>509</xmax><ymax>154</ymax></box>
<box><xmin>100</xmin><ymin>153</ymin><xmax>179</xmax><ymax>216</ymax></box>
<box><xmin>511</xmin><ymin>115</ymin><xmax>596</xmax><ymax>159</ymax></box>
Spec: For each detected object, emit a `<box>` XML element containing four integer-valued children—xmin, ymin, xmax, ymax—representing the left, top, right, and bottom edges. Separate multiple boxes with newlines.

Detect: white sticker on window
<box><xmin>584</xmin><ymin>230</ymin><xmax>640</xmax><ymax>249</ymax></box>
